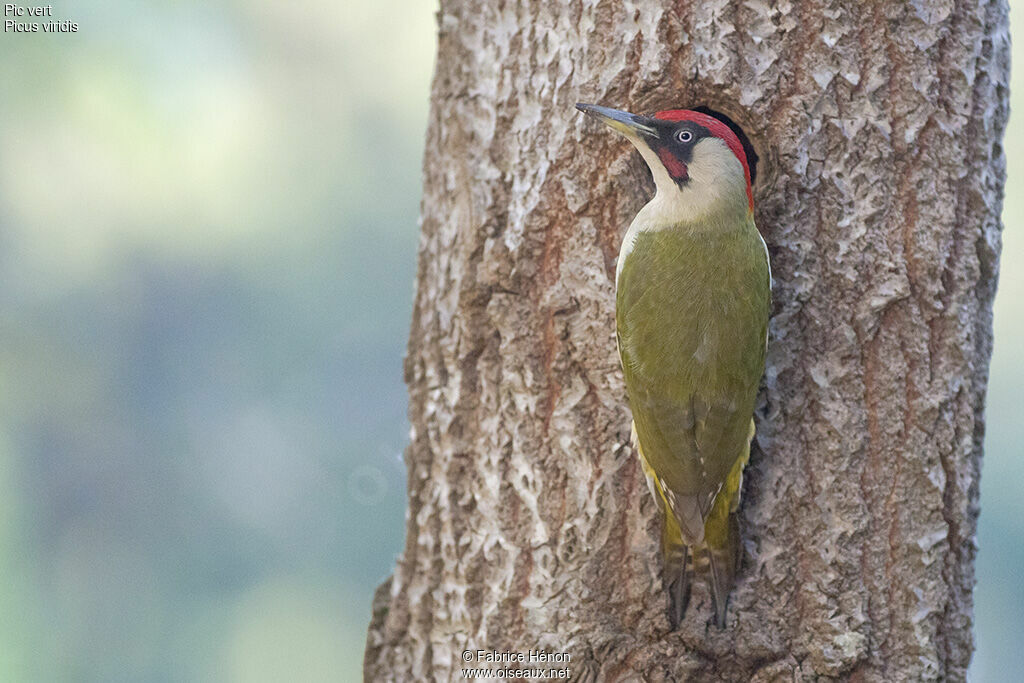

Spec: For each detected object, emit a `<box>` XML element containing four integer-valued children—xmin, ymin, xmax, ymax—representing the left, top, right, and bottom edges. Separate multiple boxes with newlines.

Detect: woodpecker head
<box><xmin>576</xmin><ymin>103</ymin><xmax>754</xmax><ymax>220</ymax></box>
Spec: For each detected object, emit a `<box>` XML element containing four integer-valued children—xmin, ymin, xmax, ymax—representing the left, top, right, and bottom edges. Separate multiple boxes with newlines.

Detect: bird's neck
<box><xmin>615</xmin><ymin>189</ymin><xmax>751</xmax><ymax>285</ymax></box>
<box><xmin>645</xmin><ymin>175</ymin><xmax>750</xmax><ymax>228</ymax></box>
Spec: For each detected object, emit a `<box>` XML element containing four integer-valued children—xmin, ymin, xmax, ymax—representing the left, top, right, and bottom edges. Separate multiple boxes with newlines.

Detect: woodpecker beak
<box><xmin>576</xmin><ymin>103</ymin><xmax>658</xmax><ymax>139</ymax></box>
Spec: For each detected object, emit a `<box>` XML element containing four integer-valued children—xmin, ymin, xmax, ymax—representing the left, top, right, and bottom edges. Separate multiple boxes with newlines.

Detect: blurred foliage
<box><xmin>0</xmin><ymin>0</ymin><xmax>1020</xmax><ymax>681</ymax></box>
<box><xmin>0</xmin><ymin>0</ymin><xmax>434</xmax><ymax>680</ymax></box>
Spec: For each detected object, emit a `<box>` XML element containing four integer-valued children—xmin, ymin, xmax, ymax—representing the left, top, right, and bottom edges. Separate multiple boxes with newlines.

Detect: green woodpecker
<box><xmin>576</xmin><ymin>103</ymin><xmax>770</xmax><ymax>628</ymax></box>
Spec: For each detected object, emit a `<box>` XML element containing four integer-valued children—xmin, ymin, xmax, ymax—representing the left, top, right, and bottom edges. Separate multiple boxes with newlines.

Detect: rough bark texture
<box><xmin>365</xmin><ymin>1</ymin><xmax>1009</xmax><ymax>680</ymax></box>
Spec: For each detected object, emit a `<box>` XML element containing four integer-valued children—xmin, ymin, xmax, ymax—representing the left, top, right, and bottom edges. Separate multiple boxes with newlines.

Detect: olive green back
<box><xmin>616</xmin><ymin>213</ymin><xmax>770</xmax><ymax>504</ymax></box>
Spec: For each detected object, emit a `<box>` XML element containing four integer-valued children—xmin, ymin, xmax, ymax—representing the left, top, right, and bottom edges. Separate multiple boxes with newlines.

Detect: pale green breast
<box><xmin>616</xmin><ymin>214</ymin><xmax>770</xmax><ymax>502</ymax></box>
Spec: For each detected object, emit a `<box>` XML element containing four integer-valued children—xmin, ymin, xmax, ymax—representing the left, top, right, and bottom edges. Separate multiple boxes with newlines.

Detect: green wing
<box><xmin>617</xmin><ymin>216</ymin><xmax>770</xmax><ymax>542</ymax></box>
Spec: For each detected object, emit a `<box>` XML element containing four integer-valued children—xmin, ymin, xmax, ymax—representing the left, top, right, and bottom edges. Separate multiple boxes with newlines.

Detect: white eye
<box><xmin>676</xmin><ymin>129</ymin><xmax>693</xmax><ymax>143</ymax></box>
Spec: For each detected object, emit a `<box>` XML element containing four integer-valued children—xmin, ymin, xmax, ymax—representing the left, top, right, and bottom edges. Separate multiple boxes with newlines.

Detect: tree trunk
<box><xmin>364</xmin><ymin>0</ymin><xmax>1009</xmax><ymax>680</ymax></box>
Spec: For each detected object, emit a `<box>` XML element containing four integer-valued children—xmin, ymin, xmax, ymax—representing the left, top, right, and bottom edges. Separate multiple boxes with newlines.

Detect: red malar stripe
<box><xmin>657</xmin><ymin>147</ymin><xmax>688</xmax><ymax>181</ymax></box>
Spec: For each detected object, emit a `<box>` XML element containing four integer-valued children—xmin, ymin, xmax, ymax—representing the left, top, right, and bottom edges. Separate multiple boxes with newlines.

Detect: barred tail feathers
<box><xmin>633</xmin><ymin>420</ymin><xmax>753</xmax><ymax>629</ymax></box>
<box><xmin>700</xmin><ymin>421</ymin><xmax>752</xmax><ymax>627</ymax></box>
<box><xmin>661</xmin><ymin>508</ymin><xmax>691</xmax><ymax>629</ymax></box>
<box><xmin>634</xmin><ymin>423</ymin><xmax>692</xmax><ymax>629</ymax></box>
<box><xmin>702</xmin><ymin>507</ymin><xmax>741</xmax><ymax>628</ymax></box>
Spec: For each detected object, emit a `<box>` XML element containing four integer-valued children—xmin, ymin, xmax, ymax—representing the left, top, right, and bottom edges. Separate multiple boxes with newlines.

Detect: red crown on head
<box><xmin>654</xmin><ymin>110</ymin><xmax>753</xmax><ymax>209</ymax></box>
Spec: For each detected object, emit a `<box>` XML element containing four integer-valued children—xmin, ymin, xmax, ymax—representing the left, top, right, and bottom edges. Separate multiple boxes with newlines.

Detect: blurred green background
<box><xmin>0</xmin><ymin>1</ymin><xmax>1019</xmax><ymax>681</ymax></box>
